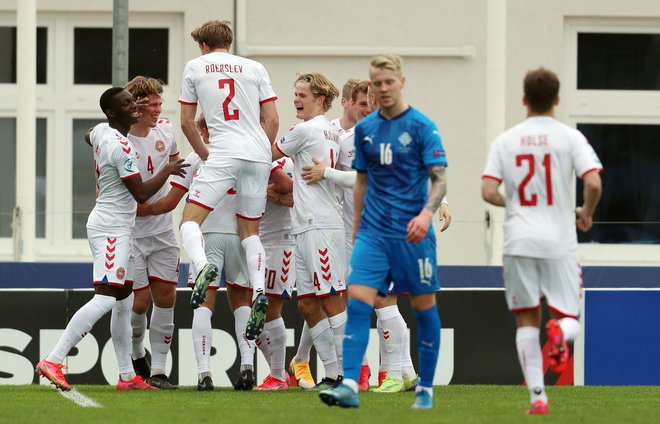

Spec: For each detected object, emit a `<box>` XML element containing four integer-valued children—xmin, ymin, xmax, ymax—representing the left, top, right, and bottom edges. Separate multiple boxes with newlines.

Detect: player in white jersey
<box><xmin>330</xmin><ymin>78</ymin><xmax>360</xmax><ymax>136</ymax></box>
<box><xmin>272</xmin><ymin>73</ymin><xmax>346</xmax><ymax>389</ymax></box>
<box><xmin>115</xmin><ymin>76</ymin><xmax>181</xmax><ymax>390</ymax></box>
<box><xmin>482</xmin><ymin>68</ymin><xmax>602</xmax><ymax>416</ymax></box>
<box><xmin>302</xmin><ymin>82</ymin><xmax>452</xmax><ymax>393</ymax></box>
<box><xmin>36</xmin><ymin>87</ymin><xmax>187</xmax><ymax>391</ymax></box>
<box><xmin>178</xmin><ymin>20</ymin><xmax>280</xmax><ymax>342</ymax></box>
<box><xmin>253</xmin><ymin>157</ymin><xmax>296</xmax><ymax>390</ymax></box>
<box><xmin>138</xmin><ymin>114</ymin><xmax>253</xmax><ymax>391</ymax></box>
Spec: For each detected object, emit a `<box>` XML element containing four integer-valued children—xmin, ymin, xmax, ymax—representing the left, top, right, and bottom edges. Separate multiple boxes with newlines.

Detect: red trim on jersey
<box><xmin>581</xmin><ymin>168</ymin><xmax>603</xmax><ymax>179</ymax></box>
<box><xmin>121</xmin><ymin>172</ymin><xmax>141</xmax><ymax>181</ymax></box>
<box><xmin>236</xmin><ymin>213</ymin><xmax>261</xmax><ymax>221</ymax></box>
<box><xmin>109</xmin><ymin>282</ymin><xmax>125</xmax><ymax>287</ymax></box>
<box><xmin>148</xmin><ymin>276</ymin><xmax>178</xmax><ymax>285</ymax></box>
<box><xmin>178</xmin><ymin>100</ymin><xmax>197</xmax><ymax>105</ymax></box>
<box><xmin>170</xmin><ymin>181</ymin><xmax>189</xmax><ymax>192</ymax></box>
<box><xmin>133</xmin><ymin>286</ymin><xmax>150</xmax><ymax>292</ymax></box>
<box><xmin>226</xmin><ymin>281</ymin><xmax>253</xmax><ymax>291</ymax></box>
<box><xmin>297</xmin><ymin>292</ymin><xmax>318</xmax><ymax>299</ymax></box>
<box><xmin>270</xmin><ymin>163</ymin><xmax>284</xmax><ymax>174</ymax></box>
<box><xmin>188</xmin><ymin>198</ymin><xmax>214</xmax><ymax>211</ymax></box>
<box><xmin>274</xmin><ymin>143</ymin><xmax>288</xmax><ymax>158</ymax></box>
<box><xmin>169</xmin><ymin>152</ymin><xmax>180</xmax><ymax>157</ymax></box>
<box><xmin>548</xmin><ymin>305</ymin><xmax>579</xmax><ymax>320</ymax></box>
<box><xmin>510</xmin><ymin>305</ymin><xmax>541</xmax><ymax>314</ymax></box>
<box><xmin>259</xmin><ymin>96</ymin><xmax>278</xmax><ymax>105</ymax></box>
<box><xmin>482</xmin><ymin>175</ymin><xmax>502</xmax><ymax>183</ymax></box>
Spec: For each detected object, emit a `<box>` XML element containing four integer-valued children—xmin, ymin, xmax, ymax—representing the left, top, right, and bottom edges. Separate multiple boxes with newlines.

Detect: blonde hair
<box><xmin>124</xmin><ymin>76</ymin><xmax>163</xmax><ymax>99</ymax></box>
<box><xmin>351</xmin><ymin>80</ymin><xmax>370</xmax><ymax>102</ymax></box>
<box><xmin>295</xmin><ymin>73</ymin><xmax>339</xmax><ymax>112</ymax></box>
<box><xmin>191</xmin><ymin>20</ymin><xmax>233</xmax><ymax>50</ymax></box>
<box><xmin>370</xmin><ymin>53</ymin><xmax>403</xmax><ymax>75</ymax></box>
<box><xmin>341</xmin><ymin>78</ymin><xmax>360</xmax><ymax>100</ymax></box>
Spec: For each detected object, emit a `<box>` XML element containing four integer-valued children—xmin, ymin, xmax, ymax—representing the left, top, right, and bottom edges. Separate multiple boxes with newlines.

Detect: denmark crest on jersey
<box><xmin>155</xmin><ymin>140</ymin><xmax>166</xmax><ymax>153</ymax></box>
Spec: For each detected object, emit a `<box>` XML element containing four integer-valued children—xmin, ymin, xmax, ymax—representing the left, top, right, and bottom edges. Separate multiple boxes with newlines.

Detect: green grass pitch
<box><xmin>0</xmin><ymin>385</ymin><xmax>658</xmax><ymax>424</ymax></box>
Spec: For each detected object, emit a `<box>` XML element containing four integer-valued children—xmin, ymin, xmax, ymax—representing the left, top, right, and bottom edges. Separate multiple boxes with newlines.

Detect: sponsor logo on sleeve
<box><xmin>123</xmin><ymin>157</ymin><xmax>137</xmax><ymax>173</ymax></box>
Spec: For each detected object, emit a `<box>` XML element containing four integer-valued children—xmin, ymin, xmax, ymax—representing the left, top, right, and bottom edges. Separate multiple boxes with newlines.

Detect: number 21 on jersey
<box><xmin>516</xmin><ymin>153</ymin><xmax>553</xmax><ymax>206</ymax></box>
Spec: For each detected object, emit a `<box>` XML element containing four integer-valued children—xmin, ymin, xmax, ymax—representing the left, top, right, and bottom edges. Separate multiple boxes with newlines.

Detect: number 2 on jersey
<box><xmin>218</xmin><ymin>78</ymin><xmax>239</xmax><ymax>121</ymax></box>
<box><xmin>516</xmin><ymin>153</ymin><xmax>553</xmax><ymax>206</ymax></box>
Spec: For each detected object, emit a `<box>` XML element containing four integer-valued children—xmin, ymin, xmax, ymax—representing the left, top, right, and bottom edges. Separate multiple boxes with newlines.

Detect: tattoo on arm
<box><xmin>425</xmin><ymin>166</ymin><xmax>447</xmax><ymax>214</ymax></box>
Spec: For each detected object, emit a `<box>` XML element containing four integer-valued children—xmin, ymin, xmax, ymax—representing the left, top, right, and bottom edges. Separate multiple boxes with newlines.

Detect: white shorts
<box><xmin>88</xmin><ymin>231</ymin><xmax>132</xmax><ymax>287</ymax></box>
<box><xmin>264</xmin><ymin>243</ymin><xmax>295</xmax><ymax>299</ymax></box>
<box><xmin>132</xmin><ymin>231</ymin><xmax>180</xmax><ymax>291</ymax></box>
<box><xmin>503</xmin><ymin>255</ymin><xmax>582</xmax><ymax>318</ymax></box>
<box><xmin>187</xmin><ymin>232</ymin><xmax>249</xmax><ymax>290</ymax></box>
<box><xmin>188</xmin><ymin>157</ymin><xmax>269</xmax><ymax>220</ymax></box>
<box><xmin>294</xmin><ymin>228</ymin><xmax>346</xmax><ymax>298</ymax></box>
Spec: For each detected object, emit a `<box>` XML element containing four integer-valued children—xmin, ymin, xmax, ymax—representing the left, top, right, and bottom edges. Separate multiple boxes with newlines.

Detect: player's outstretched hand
<box><xmin>439</xmin><ymin>203</ymin><xmax>452</xmax><ymax>232</ymax></box>
<box><xmin>407</xmin><ymin>210</ymin><xmax>434</xmax><ymax>243</ymax></box>
<box><xmin>166</xmin><ymin>159</ymin><xmax>190</xmax><ymax>178</ymax></box>
<box><xmin>575</xmin><ymin>206</ymin><xmax>593</xmax><ymax>232</ymax></box>
<box><xmin>301</xmin><ymin>157</ymin><xmax>328</xmax><ymax>185</ymax></box>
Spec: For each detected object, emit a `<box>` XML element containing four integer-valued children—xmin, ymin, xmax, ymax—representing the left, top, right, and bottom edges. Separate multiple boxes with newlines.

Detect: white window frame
<box><xmin>0</xmin><ymin>11</ymin><xmax>183</xmax><ymax>261</ymax></box>
<box><xmin>564</xmin><ymin>17</ymin><xmax>660</xmax><ymax>265</ymax></box>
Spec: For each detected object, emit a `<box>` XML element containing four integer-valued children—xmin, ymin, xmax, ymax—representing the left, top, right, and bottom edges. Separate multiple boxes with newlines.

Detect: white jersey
<box><xmin>260</xmin><ymin>158</ymin><xmax>294</xmax><ymax>246</ymax></box>
<box><xmin>170</xmin><ymin>152</ymin><xmax>238</xmax><ymax>235</ymax></box>
<box><xmin>275</xmin><ymin>115</ymin><xmax>343</xmax><ymax>234</ymax></box>
<box><xmin>86</xmin><ymin>124</ymin><xmax>140</xmax><ymax>236</ymax></box>
<box><xmin>130</xmin><ymin>120</ymin><xmax>179</xmax><ymax>238</ymax></box>
<box><xmin>179</xmin><ymin>52</ymin><xmax>277</xmax><ymax>164</ymax></box>
<box><xmin>336</xmin><ymin>128</ymin><xmax>356</xmax><ymax>237</ymax></box>
<box><xmin>483</xmin><ymin>116</ymin><xmax>603</xmax><ymax>259</ymax></box>
<box><xmin>330</xmin><ymin>117</ymin><xmax>347</xmax><ymax>137</ymax></box>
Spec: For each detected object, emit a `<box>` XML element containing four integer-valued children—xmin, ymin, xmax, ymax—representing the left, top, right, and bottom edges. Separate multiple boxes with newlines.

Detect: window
<box><xmin>74</xmin><ymin>28</ymin><xmax>169</xmax><ymax>84</ymax></box>
<box><xmin>72</xmin><ymin>119</ymin><xmax>103</xmax><ymax>239</ymax></box>
<box><xmin>577</xmin><ymin>123</ymin><xmax>660</xmax><ymax>244</ymax></box>
<box><xmin>578</xmin><ymin>33</ymin><xmax>660</xmax><ymax>90</ymax></box>
<box><xmin>0</xmin><ymin>26</ymin><xmax>48</xmax><ymax>84</ymax></box>
<box><xmin>565</xmin><ymin>18</ymin><xmax>660</xmax><ymax>262</ymax></box>
<box><xmin>0</xmin><ymin>118</ymin><xmax>47</xmax><ymax>238</ymax></box>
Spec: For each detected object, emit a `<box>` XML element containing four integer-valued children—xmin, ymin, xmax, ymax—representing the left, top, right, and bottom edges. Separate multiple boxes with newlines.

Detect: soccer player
<box><xmin>330</xmin><ymin>78</ymin><xmax>360</xmax><ymax>135</ymax></box>
<box><xmin>303</xmin><ymin>82</ymin><xmax>451</xmax><ymax>393</ymax></box>
<box><xmin>138</xmin><ymin>114</ymin><xmax>254</xmax><ymax>391</ymax></box>
<box><xmin>178</xmin><ymin>20</ymin><xmax>279</xmax><ymax>341</ymax></box>
<box><xmin>35</xmin><ymin>87</ymin><xmax>187</xmax><ymax>391</ymax></box>
<box><xmin>253</xmin><ymin>157</ymin><xmax>295</xmax><ymax>390</ymax></box>
<box><xmin>272</xmin><ymin>73</ymin><xmax>346</xmax><ymax>390</ymax></box>
<box><xmin>481</xmin><ymin>68</ymin><xmax>602</xmax><ymax>415</ymax></box>
<box><xmin>122</xmin><ymin>76</ymin><xmax>180</xmax><ymax>390</ymax></box>
<box><xmin>319</xmin><ymin>54</ymin><xmax>448</xmax><ymax>409</ymax></box>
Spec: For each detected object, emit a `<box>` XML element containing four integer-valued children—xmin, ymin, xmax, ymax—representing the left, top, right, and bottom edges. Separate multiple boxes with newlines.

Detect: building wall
<box><xmin>0</xmin><ymin>0</ymin><xmax>658</xmax><ymax>265</ymax></box>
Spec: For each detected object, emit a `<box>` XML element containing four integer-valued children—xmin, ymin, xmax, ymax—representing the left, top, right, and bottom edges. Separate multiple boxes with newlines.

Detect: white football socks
<box><xmin>296</xmin><ymin>321</ymin><xmax>313</xmax><ymax>363</ymax></box>
<box><xmin>111</xmin><ymin>293</ymin><xmax>136</xmax><ymax>381</ymax></box>
<box><xmin>234</xmin><ymin>306</ymin><xmax>254</xmax><ymax>366</ymax></box>
<box><xmin>47</xmin><ymin>294</ymin><xmax>116</xmax><ymax>363</ymax></box>
<box><xmin>327</xmin><ymin>311</ymin><xmax>347</xmax><ymax>374</ymax></box>
<box><xmin>558</xmin><ymin>317</ymin><xmax>580</xmax><ymax>342</ymax></box>
<box><xmin>309</xmin><ymin>319</ymin><xmax>338</xmax><ymax>380</ymax></box>
<box><xmin>241</xmin><ymin>235</ymin><xmax>266</xmax><ymax>295</ymax></box>
<box><xmin>131</xmin><ymin>310</ymin><xmax>147</xmax><ymax>359</ymax></box>
<box><xmin>265</xmin><ymin>318</ymin><xmax>287</xmax><ymax>381</ymax></box>
<box><xmin>181</xmin><ymin>221</ymin><xmax>208</xmax><ymax>272</ymax></box>
<box><xmin>376</xmin><ymin>305</ymin><xmax>406</xmax><ymax>381</ymax></box>
<box><xmin>149</xmin><ymin>305</ymin><xmax>175</xmax><ymax>376</ymax></box>
<box><xmin>192</xmin><ymin>306</ymin><xmax>213</xmax><ymax>375</ymax></box>
<box><xmin>516</xmin><ymin>326</ymin><xmax>547</xmax><ymax>404</ymax></box>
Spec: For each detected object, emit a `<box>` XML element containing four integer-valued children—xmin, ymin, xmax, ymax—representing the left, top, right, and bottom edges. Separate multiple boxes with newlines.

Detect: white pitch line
<box><xmin>54</xmin><ymin>386</ymin><xmax>103</xmax><ymax>408</ymax></box>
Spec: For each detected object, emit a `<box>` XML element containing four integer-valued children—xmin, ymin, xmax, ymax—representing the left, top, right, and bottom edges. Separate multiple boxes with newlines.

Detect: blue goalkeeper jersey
<box><xmin>353</xmin><ymin>106</ymin><xmax>447</xmax><ymax>239</ymax></box>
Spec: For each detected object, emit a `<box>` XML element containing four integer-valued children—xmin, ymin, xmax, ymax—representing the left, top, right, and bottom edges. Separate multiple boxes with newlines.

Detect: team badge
<box><xmin>116</xmin><ymin>267</ymin><xmax>126</xmax><ymax>280</ymax></box>
<box><xmin>122</xmin><ymin>157</ymin><xmax>136</xmax><ymax>173</ymax></box>
<box><xmin>155</xmin><ymin>140</ymin><xmax>166</xmax><ymax>152</ymax></box>
<box><xmin>398</xmin><ymin>132</ymin><xmax>412</xmax><ymax>147</ymax></box>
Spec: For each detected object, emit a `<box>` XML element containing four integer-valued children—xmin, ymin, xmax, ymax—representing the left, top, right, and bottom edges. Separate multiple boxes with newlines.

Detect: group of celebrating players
<box><xmin>35</xmin><ymin>17</ymin><xmax>602</xmax><ymax>416</ymax></box>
